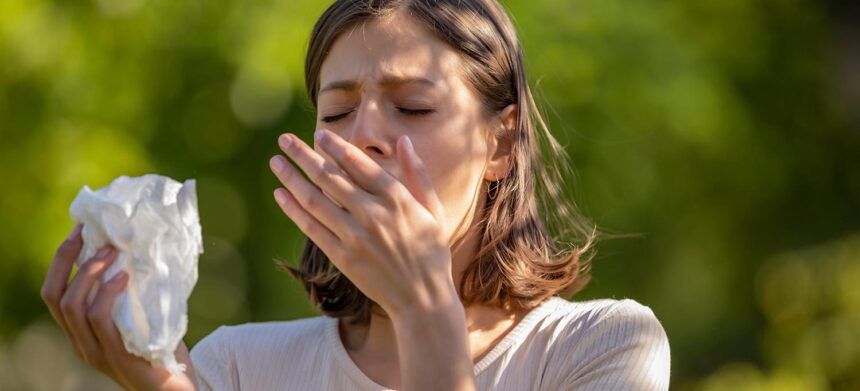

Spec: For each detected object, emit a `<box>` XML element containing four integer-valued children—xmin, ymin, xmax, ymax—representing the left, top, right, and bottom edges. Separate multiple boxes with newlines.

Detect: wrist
<box><xmin>389</xmin><ymin>281</ymin><xmax>466</xmax><ymax>333</ymax></box>
<box><xmin>387</xmin><ymin>255</ymin><xmax>461</xmax><ymax>317</ymax></box>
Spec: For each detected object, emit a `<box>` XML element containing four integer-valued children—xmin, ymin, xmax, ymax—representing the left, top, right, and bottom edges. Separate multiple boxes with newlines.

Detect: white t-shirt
<box><xmin>189</xmin><ymin>296</ymin><xmax>671</xmax><ymax>390</ymax></box>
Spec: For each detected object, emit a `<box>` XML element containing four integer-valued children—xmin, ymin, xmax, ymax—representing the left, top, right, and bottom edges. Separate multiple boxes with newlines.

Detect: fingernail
<box><xmin>279</xmin><ymin>134</ymin><xmax>292</xmax><ymax>149</ymax></box>
<box><xmin>404</xmin><ymin>136</ymin><xmax>414</xmax><ymax>155</ymax></box>
<box><xmin>68</xmin><ymin>224</ymin><xmax>82</xmax><ymax>239</ymax></box>
<box><xmin>314</xmin><ymin>129</ymin><xmax>325</xmax><ymax>141</ymax></box>
<box><xmin>274</xmin><ymin>189</ymin><xmax>287</xmax><ymax>205</ymax></box>
<box><xmin>270</xmin><ymin>156</ymin><xmax>286</xmax><ymax>172</ymax></box>
<box><xmin>95</xmin><ymin>246</ymin><xmax>114</xmax><ymax>258</ymax></box>
<box><xmin>113</xmin><ymin>271</ymin><xmax>128</xmax><ymax>283</ymax></box>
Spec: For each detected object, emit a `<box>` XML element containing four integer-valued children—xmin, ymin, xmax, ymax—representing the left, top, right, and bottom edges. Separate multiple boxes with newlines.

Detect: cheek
<box><xmin>413</xmin><ymin>116</ymin><xmax>489</xmax><ymax>228</ymax></box>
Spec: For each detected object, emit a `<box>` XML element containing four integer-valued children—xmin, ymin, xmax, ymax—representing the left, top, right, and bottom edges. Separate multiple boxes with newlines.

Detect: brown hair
<box><xmin>280</xmin><ymin>0</ymin><xmax>600</xmax><ymax>325</ymax></box>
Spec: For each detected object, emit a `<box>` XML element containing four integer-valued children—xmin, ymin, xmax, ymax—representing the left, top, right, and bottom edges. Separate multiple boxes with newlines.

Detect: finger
<box><xmin>273</xmin><ymin>188</ymin><xmax>344</xmax><ymax>261</ymax></box>
<box><xmin>275</xmin><ymin>133</ymin><xmax>369</xmax><ymax>212</ymax></box>
<box><xmin>60</xmin><ymin>245</ymin><xmax>117</xmax><ymax>365</ymax></box>
<box><xmin>41</xmin><ymin>223</ymin><xmax>84</xmax><ymax>357</ymax></box>
<box><xmin>43</xmin><ymin>224</ymin><xmax>83</xmax><ymax>305</ymax></box>
<box><xmin>396</xmin><ymin>135</ymin><xmax>445</xmax><ymax>222</ymax></box>
<box><xmin>270</xmin><ymin>152</ymin><xmax>360</xmax><ymax>241</ymax></box>
<box><xmin>314</xmin><ymin>141</ymin><xmax>349</xmax><ymax>209</ymax></box>
<box><xmin>89</xmin><ymin>270</ymin><xmax>129</xmax><ymax>359</ymax></box>
<box><xmin>312</xmin><ymin>129</ymin><xmax>403</xmax><ymax>198</ymax></box>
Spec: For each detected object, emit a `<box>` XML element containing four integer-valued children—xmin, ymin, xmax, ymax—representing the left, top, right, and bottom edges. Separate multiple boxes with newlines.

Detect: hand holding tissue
<box><xmin>69</xmin><ymin>174</ymin><xmax>203</xmax><ymax>376</ymax></box>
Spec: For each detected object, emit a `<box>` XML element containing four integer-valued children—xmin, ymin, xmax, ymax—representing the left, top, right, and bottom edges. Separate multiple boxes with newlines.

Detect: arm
<box><xmin>390</xmin><ymin>283</ymin><xmax>477</xmax><ymax>391</ymax></box>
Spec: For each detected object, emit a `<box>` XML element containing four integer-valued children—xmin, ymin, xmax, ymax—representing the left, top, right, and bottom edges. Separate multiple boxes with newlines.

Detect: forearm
<box><xmin>391</xmin><ymin>285</ymin><xmax>477</xmax><ymax>391</ymax></box>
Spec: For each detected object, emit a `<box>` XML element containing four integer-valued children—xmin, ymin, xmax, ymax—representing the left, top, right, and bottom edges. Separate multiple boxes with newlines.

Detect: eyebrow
<box><xmin>319</xmin><ymin>76</ymin><xmax>438</xmax><ymax>93</ymax></box>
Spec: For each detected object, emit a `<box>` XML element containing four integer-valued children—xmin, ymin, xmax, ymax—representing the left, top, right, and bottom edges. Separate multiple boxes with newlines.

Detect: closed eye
<box><xmin>321</xmin><ymin>111</ymin><xmax>353</xmax><ymax>123</ymax></box>
<box><xmin>398</xmin><ymin>108</ymin><xmax>435</xmax><ymax>116</ymax></box>
<box><xmin>321</xmin><ymin>108</ymin><xmax>435</xmax><ymax>123</ymax></box>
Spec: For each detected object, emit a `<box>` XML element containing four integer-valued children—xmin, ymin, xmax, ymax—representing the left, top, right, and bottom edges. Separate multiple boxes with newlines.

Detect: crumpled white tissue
<box><xmin>69</xmin><ymin>174</ymin><xmax>203</xmax><ymax>376</ymax></box>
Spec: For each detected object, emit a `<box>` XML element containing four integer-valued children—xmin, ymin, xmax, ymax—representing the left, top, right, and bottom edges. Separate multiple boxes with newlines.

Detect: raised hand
<box><xmin>40</xmin><ymin>224</ymin><xmax>197</xmax><ymax>391</ymax></box>
<box><xmin>269</xmin><ymin>129</ymin><xmax>458</xmax><ymax>316</ymax></box>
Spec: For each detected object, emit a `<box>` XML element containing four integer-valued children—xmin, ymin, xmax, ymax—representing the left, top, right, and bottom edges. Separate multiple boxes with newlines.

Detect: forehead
<box><xmin>319</xmin><ymin>12</ymin><xmax>465</xmax><ymax>91</ymax></box>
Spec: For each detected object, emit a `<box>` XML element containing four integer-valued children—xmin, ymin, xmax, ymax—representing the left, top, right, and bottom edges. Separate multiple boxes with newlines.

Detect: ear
<box><xmin>484</xmin><ymin>104</ymin><xmax>517</xmax><ymax>181</ymax></box>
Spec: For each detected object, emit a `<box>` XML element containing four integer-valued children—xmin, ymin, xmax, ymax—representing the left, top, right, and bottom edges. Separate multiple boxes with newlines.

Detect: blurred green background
<box><xmin>1</xmin><ymin>0</ymin><xmax>858</xmax><ymax>389</ymax></box>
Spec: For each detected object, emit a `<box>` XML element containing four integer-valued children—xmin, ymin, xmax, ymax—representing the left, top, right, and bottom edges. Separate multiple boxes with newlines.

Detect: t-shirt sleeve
<box><xmin>553</xmin><ymin>299</ymin><xmax>671</xmax><ymax>391</ymax></box>
<box><xmin>189</xmin><ymin>326</ymin><xmax>240</xmax><ymax>391</ymax></box>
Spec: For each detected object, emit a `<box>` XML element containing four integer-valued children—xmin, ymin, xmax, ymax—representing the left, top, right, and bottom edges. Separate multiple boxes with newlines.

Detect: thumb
<box><xmin>396</xmin><ymin>135</ymin><xmax>445</xmax><ymax>222</ymax></box>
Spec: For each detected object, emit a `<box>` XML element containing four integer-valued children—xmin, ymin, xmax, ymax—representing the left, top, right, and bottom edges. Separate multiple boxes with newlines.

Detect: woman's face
<box><xmin>316</xmin><ymin>12</ymin><xmax>509</xmax><ymax>242</ymax></box>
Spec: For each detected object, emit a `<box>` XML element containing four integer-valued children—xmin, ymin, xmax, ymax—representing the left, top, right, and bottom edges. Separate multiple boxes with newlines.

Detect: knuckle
<box><xmin>298</xmin><ymin>217</ymin><xmax>316</xmax><ymax>236</ymax></box>
<box><xmin>59</xmin><ymin>295</ymin><xmax>75</xmax><ymax>314</ymax></box>
<box><xmin>84</xmin><ymin>352</ymin><xmax>106</xmax><ymax>370</ymax></box>
<box><xmin>316</xmin><ymin>133</ymin><xmax>330</xmax><ymax>149</ymax></box>
<box><xmin>323</xmin><ymin>165</ymin><xmax>341</xmax><ymax>185</ymax></box>
<box><xmin>96</xmin><ymin>317</ymin><xmax>114</xmax><ymax>334</ymax></box>
<box><xmin>363</xmin><ymin>205</ymin><xmax>387</xmax><ymax>227</ymax></box>
<box><xmin>389</xmin><ymin>184</ymin><xmax>410</xmax><ymax>203</ymax></box>
<box><xmin>332</xmin><ymin>248</ymin><xmax>348</xmax><ymax>264</ymax></box>
<box><xmin>353</xmin><ymin>232</ymin><xmax>372</xmax><ymax>252</ymax></box>
<box><xmin>286</xmin><ymin>140</ymin><xmax>302</xmax><ymax>156</ymax></box>
<box><xmin>40</xmin><ymin>286</ymin><xmax>57</xmax><ymax>304</ymax></box>
<box><xmin>83</xmin><ymin>259</ymin><xmax>109</xmax><ymax>275</ymax></box>
<box><xmin>303</xmin><ymin>192</ymin><xmax>320</xmax><ymax>210</ymax></box>
<box><xmin>93</xmin><ymin>247</ymin><xmax>117</xmax><ymax>261</ymax></box>
<box><xmin>396</xmin><ymin>191</ymin><xmax>415</xmax><ymax>213</ymax></box>
<box><xmin>57</xmin><ymin>238</ymin><xmax>76</xmax><ymax>254</ymax></box>
<box><xmin>81</xmin><ymin>259</ymin><xmax>101</xmax><ymax>272</ymax></box>
<box><xmin>340</xmin><ymin>229</ymin><xmax>359</xmax><ymax>248</ymax></box>
<box><xmin>387</xmin><ymin>187</ymin><xmax>406</xmax><ymax>205</ymax></box>
<box><xmin>80</xmin><ymin>265</ymin><xmax>101</xmax><ymax>279</ymax></box>
<box><xmin>278</xmin><ymin>163</ymin><xmax>296</xmax><ymax>183</ymax></box>
<box><xmin>293</xmin><ymin>139</ymin><xmax>305</xmax><ymax>151</ymax></box>
<box><xmin>54</xmin><ymin>240</ymin><xmax>78</xmax><ymax>260</ymax></box>
<box><xmin>310</xmin><ymin>164</ymin><xmax>327</xmax><ymax>183</ymax></box>
<box><xmin>344</xmin><ymin>150</ymin><xmax>362</xmax><ymax>167</ymax></box>
<box><xmin>86</xmin><ymin>306</ymin><xmax>102</xmax><ymax>323</ymax></box>
<box><xmin>282</xmin><ymin>137</ymin><xmax>295</xmax><ymax>153</ymax></box>
<box><xmin>366</xmin><ymin>219</ymin><xmax>387</xmax><ymax>241</ymax></box>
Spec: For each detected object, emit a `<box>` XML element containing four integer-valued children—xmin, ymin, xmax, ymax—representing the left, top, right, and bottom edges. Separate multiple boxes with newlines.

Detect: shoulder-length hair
<box><xmin>281</xmin><ymin>0</ymin><xmax>600</xmax><ymax>326</ymax></box>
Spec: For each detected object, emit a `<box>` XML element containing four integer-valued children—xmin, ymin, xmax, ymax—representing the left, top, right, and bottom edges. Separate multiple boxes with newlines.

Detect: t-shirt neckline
<box><xmin>323</xmin><ymin>296</ymin><xmax>561</xmax><ymax>389</ymax></box>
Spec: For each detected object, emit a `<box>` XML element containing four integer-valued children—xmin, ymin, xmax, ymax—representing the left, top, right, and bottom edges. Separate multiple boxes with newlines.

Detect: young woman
<box><xmin>41</xmin><ymin>0</ymin><xmax>670</xmax><ymax>390</ymax></box>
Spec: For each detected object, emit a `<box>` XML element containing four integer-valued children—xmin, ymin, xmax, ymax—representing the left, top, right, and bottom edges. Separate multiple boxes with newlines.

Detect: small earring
<box><xmin>488</xmin><ymin>177</ymin><xmax>499</xmax><ymax>201</ymax></box>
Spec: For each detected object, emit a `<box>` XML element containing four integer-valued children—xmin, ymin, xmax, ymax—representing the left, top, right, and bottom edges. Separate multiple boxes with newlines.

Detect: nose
<box><xmin>347</xmin><ymin>99</ymin><xmax>393</xmax><ymax>159</ymax></box>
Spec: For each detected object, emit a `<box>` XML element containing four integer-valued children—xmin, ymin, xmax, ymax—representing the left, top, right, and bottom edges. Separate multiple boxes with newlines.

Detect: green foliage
<box><xmin>1</xmin><ymin>0</ymin><xmax>857</xmax><ymax>389</ymax></box>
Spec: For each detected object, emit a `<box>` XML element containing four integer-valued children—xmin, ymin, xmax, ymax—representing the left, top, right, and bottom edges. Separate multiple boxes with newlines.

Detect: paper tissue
<box><xmin>69</xmin><ymin>174</ymin><xmax>203</xmax><ymax>375</ymax></box>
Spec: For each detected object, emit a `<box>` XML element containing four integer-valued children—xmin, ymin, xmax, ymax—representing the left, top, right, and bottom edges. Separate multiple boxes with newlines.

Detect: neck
<box><xmin>340</xmin><ymin>302</ymin><xmax>523</xmax><ymax>364</ymax></box>
<box><xmin>338</xmin><ymin>218</ymin><xmax>527</xmax><ymax>365</ymax></box>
